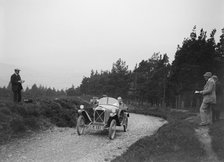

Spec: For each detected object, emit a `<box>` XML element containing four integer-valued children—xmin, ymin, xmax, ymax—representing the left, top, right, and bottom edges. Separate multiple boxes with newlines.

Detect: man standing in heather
<box><xmin>195</xmin><ymin>72</ymin><xmax>216</xmax><ymax>126</ymax></box>
<box><xmin>10</xmin><ymin>69</ymin><xmax>25</xmax><ymax>103</ymax></box>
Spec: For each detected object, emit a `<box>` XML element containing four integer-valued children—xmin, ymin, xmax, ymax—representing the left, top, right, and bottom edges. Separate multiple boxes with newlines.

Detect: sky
<box><xmin>0</xmin><ymin>0</ymin><xmax>224</xmax><ymax>90</ymax></box>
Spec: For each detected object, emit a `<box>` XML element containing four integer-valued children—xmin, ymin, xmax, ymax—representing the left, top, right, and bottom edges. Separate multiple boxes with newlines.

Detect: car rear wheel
<box><xmin>109</xmin><ymin>119</ymin><xmax>116</xmax><ymax>139</ymax></box>
<box><xmin>123</xmin><ymin>117</ymin><xmax>128</xmax><ymax>132</ymax></box>
<box><xmin>77</xmin><ymin>115</ymin><xmax>85</xmax><ymax>135</ymax></box>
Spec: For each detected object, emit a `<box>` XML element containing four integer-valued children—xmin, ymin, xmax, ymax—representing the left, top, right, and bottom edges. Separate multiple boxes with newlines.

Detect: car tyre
<box><xmin>77</xmin><ymin>115</ymin><xmax>85</xmax><ymax>135</ymax></box>
<box><xmin>109</xmin><ymin>119</ymin><xmax>116</xmax><ymax>139</ymax></box>
<box><xmin>123</xmin><ymin>117</ymin><xmax>128</xmax><ymax>132</ymax></box>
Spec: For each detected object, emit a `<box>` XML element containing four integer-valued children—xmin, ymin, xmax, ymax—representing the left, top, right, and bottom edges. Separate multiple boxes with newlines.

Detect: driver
<box><xmin>117</xmin><ymin>97</ymin><xmax>123</xmax><ymax>106</ymax></box>
<box><xmin>118</xmin><ymin>96</ymin><xmax>128</xmax><ymax>111</ymax></box>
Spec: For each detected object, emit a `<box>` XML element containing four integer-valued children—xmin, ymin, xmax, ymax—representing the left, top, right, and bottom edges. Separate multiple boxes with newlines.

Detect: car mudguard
<box><xmin>78</xmin><ymin>110</ymin><xmax>92</xmax><ymax>124</ymax></box>
<box><xmin>107</xmin><ymin>115</ymin><xmax>120</xmax><ymax>127</ymax></box>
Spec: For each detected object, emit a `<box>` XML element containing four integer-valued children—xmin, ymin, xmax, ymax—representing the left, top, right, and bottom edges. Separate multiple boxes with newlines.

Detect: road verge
<box><xmin>112</xmin><ymin>107</ymin><xmax>207</xmax><ymax>162</ymax></box>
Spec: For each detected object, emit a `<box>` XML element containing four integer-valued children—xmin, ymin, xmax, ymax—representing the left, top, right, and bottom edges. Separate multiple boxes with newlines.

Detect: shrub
<box><xmin>0</xmin><ymin>107</ymin><xmax>11</xmax><ymax>116</ymax></box>
<box><xmin>113</xmin><ymin>109</ymin><xmax>204</xmax><ymax>162</ymax></box>
<box><xmin>209</xmin><ymin>120</ymin><xmax>224</xmax><ymax>161</ymax></box>
<box><xmin>0</xmin><ymin>96</ymin><xmax>87</xmax><ymax>145</ymax></box>
<box><xmin>0</xmin><ymin>107</ymin><xmax>12</xmax><ymax>133</ymax></box>
<box><xmin>10</xmin><ymin>114</ymin><xmax>26</xmax><ymax>133</ymax></box>
<box><xmin>24</xmin><ymin>117</ymin><xmax>40</xmax><ymax>130</ymax></box>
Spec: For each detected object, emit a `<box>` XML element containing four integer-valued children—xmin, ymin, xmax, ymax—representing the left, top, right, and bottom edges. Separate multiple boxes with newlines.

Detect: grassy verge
<box><xmin>0</xmin><ymin>96</ymin><xmax>90</xmax><ymax>145</ymax></box>
<box><xmin>112</xmin><ymin>106</ymin><xmax>205</xmax><ymax>162</ymax></box>
<box><xmin>128</xmin><ymin>106</ymin><xmax>167</xmax><ymax>119</ymax></box>
<box><xmin>209</xmin><ymin>119</ymin><xmax>224</xmax><ymax>161</ymax></box>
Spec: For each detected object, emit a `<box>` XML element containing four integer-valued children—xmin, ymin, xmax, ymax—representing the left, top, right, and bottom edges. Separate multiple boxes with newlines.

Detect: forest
<box><xmin>72</xmin><ymin>27</ymin><xmax>224</xmax><ymax>109</ymax></box>
<box><xmin>1</xmin><ymin>27</ymin><xmax>224</xmax><ymax>109</ymax></box>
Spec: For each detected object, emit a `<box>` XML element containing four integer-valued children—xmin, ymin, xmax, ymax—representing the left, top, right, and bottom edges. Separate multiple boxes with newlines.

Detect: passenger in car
<box><xmin>117</xmin><ymin>97</ymin><xmax>123</xmax><ymax>106</ymax></box>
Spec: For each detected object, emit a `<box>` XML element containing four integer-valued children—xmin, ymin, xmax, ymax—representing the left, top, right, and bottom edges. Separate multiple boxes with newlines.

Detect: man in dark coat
<box><xmin>212</xmin><ymin>75</ymin><xmax>223</xmax><ymax>122</ymax></box>
<box><xmin>10</xmin><ymin>69</ymin><xmax>25</xmax><ymax>102</ymax></box>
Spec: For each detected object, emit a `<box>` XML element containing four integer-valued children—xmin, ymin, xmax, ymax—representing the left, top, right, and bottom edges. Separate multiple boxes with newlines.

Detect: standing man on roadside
<box><xmin>195</xmin><ymin>72</ymin><xmax>216</xmax><ymax>126</ymax></box>
<box><xmin>212</xmin><ymin>75</ymin><xmax>223</xmax><ymax>122</ymax></box>
<box><xmin>10</xmin><ymin>68</ymin><xmax>25</xmax><ymax>103</ymax></box>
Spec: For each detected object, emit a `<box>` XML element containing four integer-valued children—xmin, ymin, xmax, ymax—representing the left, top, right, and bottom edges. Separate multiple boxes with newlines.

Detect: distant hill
<box><xmin>0</xmin><ymin>62</ymin><xmax>81</xmax><ymax>90</ymax></box>
<box><xmin>0</xmin><ymin>63</ymin><xmax>16</xmax><ymax>88</ymax></box>
<box><xmin>0</xmin><ymin>62</ymin><xmax>41</xmax><ymax>89</ymax></box>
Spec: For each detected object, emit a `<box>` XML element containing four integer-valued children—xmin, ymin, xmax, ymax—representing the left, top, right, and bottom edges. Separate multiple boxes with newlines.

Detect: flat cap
<box><xmin>14</xmin><ymin>68</ymin><xmax>20</xmax><ymax>71</ymax></box>
<box><xmin>203</xmin><ymin>72</ymin><xmax>212</xmax><ymax>77</ymax></box>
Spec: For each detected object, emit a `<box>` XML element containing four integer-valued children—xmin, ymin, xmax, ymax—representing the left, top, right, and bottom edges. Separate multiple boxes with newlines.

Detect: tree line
<box><xmin>1</xmin><ymin>26</ymin><xmax>223</xmax><ymax>109</ymax></box>
<box><xmin>72</xmin><ymin>26</ymin><xmax>224</xmax><ymax>109</ymax></box>
<box><xmin>0</xmin><ymin>84</ymin><xmax>66</xmax><ymax>99</ymax></box>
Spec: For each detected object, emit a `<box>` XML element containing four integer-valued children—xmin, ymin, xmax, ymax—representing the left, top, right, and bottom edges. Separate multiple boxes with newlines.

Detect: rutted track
<box><xmin>0</xmin><ymin>113</ymin><xmax>166</xmax><ymax>162</ymax></box>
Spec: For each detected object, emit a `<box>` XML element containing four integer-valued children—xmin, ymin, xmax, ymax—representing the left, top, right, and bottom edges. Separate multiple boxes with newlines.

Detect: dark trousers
<box><xmin>13</xmin><ymin>90</ymin><xmax>22</xmax><ymax>103</ymax></box>
<box><xmin>212</xmin><ymin>108</ymin><xmax>220</xmax><ymax>122</ymax></box>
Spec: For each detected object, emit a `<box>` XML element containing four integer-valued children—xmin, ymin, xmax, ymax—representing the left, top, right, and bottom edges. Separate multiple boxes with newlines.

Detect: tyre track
<box><xmin>0</xmin><ymin>113</ymin><xmax>166</xmax><ymax>162</ymax></box>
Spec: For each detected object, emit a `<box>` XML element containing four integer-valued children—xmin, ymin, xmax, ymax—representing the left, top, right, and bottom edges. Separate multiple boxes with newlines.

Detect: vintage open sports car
<box><xmin>77</xmin><ymin>97</ymin><xmax>129</xmax><ymax>139</ymax></box>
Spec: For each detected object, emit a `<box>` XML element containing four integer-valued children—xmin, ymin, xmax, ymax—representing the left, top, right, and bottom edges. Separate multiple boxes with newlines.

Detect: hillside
<box><xmin>0</xmin><ymin>63</ymin><xmax>15</xmax><ymax>87</ymax></box>
<box><xmin>0</xmin><ymin>62</ymin><xmax>80</xmax><ymax>90</ymax></box>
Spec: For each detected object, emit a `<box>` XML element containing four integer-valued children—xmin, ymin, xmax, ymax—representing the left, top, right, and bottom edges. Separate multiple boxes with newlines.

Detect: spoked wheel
<box><xmin>109</xmin><ymin>119</ymin><xmax>116</xmax><ymax>140</ymax></box>
<box><xmin>77</xmin><ymin>115</ymin><xmax>85</xmax><ymax>135</ymax></box>
<box><xmin>123</xmin><ymin>117</ymin><xmax>128</xmax><ymax>132</ymax></box>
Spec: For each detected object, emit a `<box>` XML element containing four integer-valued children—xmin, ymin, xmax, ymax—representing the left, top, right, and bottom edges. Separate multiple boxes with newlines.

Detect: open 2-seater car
<box><xmin>77</xmin><ymin>97</ymin><xmax>129</xmax><ymax>139</ymax></box>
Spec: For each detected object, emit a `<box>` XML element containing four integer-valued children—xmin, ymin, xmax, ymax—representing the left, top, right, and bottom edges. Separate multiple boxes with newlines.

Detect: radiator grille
<box><xmin>95</xmin><ymin>110</ymin><xmax>105</xmax><ymax>123</ymax></box>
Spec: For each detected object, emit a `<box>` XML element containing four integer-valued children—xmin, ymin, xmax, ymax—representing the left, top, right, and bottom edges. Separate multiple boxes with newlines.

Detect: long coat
<box><xmin>201</xmin><ymin>78</ymin><xmax>216</xmax><ymax>104</ymax></box>
<box><xmin>10</xmin><ymin>74</ymin><xmax>23</xmax><ymax>92</ymax></box>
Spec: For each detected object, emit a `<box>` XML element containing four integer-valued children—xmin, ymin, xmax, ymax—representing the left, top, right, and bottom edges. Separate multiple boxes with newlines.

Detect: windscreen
<box><xmin>98</xmin><ymin>97</ymin><xmax>119</xmax><ymax>107</ymax></box>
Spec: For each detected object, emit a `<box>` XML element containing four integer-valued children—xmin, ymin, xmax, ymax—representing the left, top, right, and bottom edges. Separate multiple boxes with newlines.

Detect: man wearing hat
<box><xmin>195</xmin><ymin>72</ymin><xmax>216</xmax><ymax>126</ymax></box>
<box><xmin>211</xmin><ymin>75</ymin><xmax>223</xmax><ymax>122</ymax></box>
<box><xmin>10</xmin><ymin>69</ymin><xmax>25</xmax><ymax>102</ymax></box>
<box><xmin>117</xmin><ymin>97</ymin><xmax>123</xmax><ymax>106</ymax></box>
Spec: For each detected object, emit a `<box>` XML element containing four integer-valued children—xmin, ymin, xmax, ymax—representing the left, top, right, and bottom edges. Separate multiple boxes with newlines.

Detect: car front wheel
<box><xmin>123</xmin><ymin>117</ymin><xmax>128</xmax><ymax>132</ymax></box>
<box><xmin>109</xmin><ymin>119</ymin><xmax>116</xmax><ymax>139</ymax></box>
<box><xmin>77</xmin><ymin>115</ymin><xmax>85</xmax><ymax>135</ymax></box>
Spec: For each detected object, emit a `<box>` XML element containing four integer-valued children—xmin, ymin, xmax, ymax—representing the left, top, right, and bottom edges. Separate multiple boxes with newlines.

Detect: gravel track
<box><xmin>0</xmin><ymin>113</ymin><xmax>166</xmax><ymax>162</ymax></box>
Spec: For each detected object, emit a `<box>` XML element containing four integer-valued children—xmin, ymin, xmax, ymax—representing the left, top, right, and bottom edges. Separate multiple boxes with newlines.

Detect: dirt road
<box><xmin>0</xmin><ymin>113</ymin><xmax>166</xmax><ymax>162</ymax></box>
